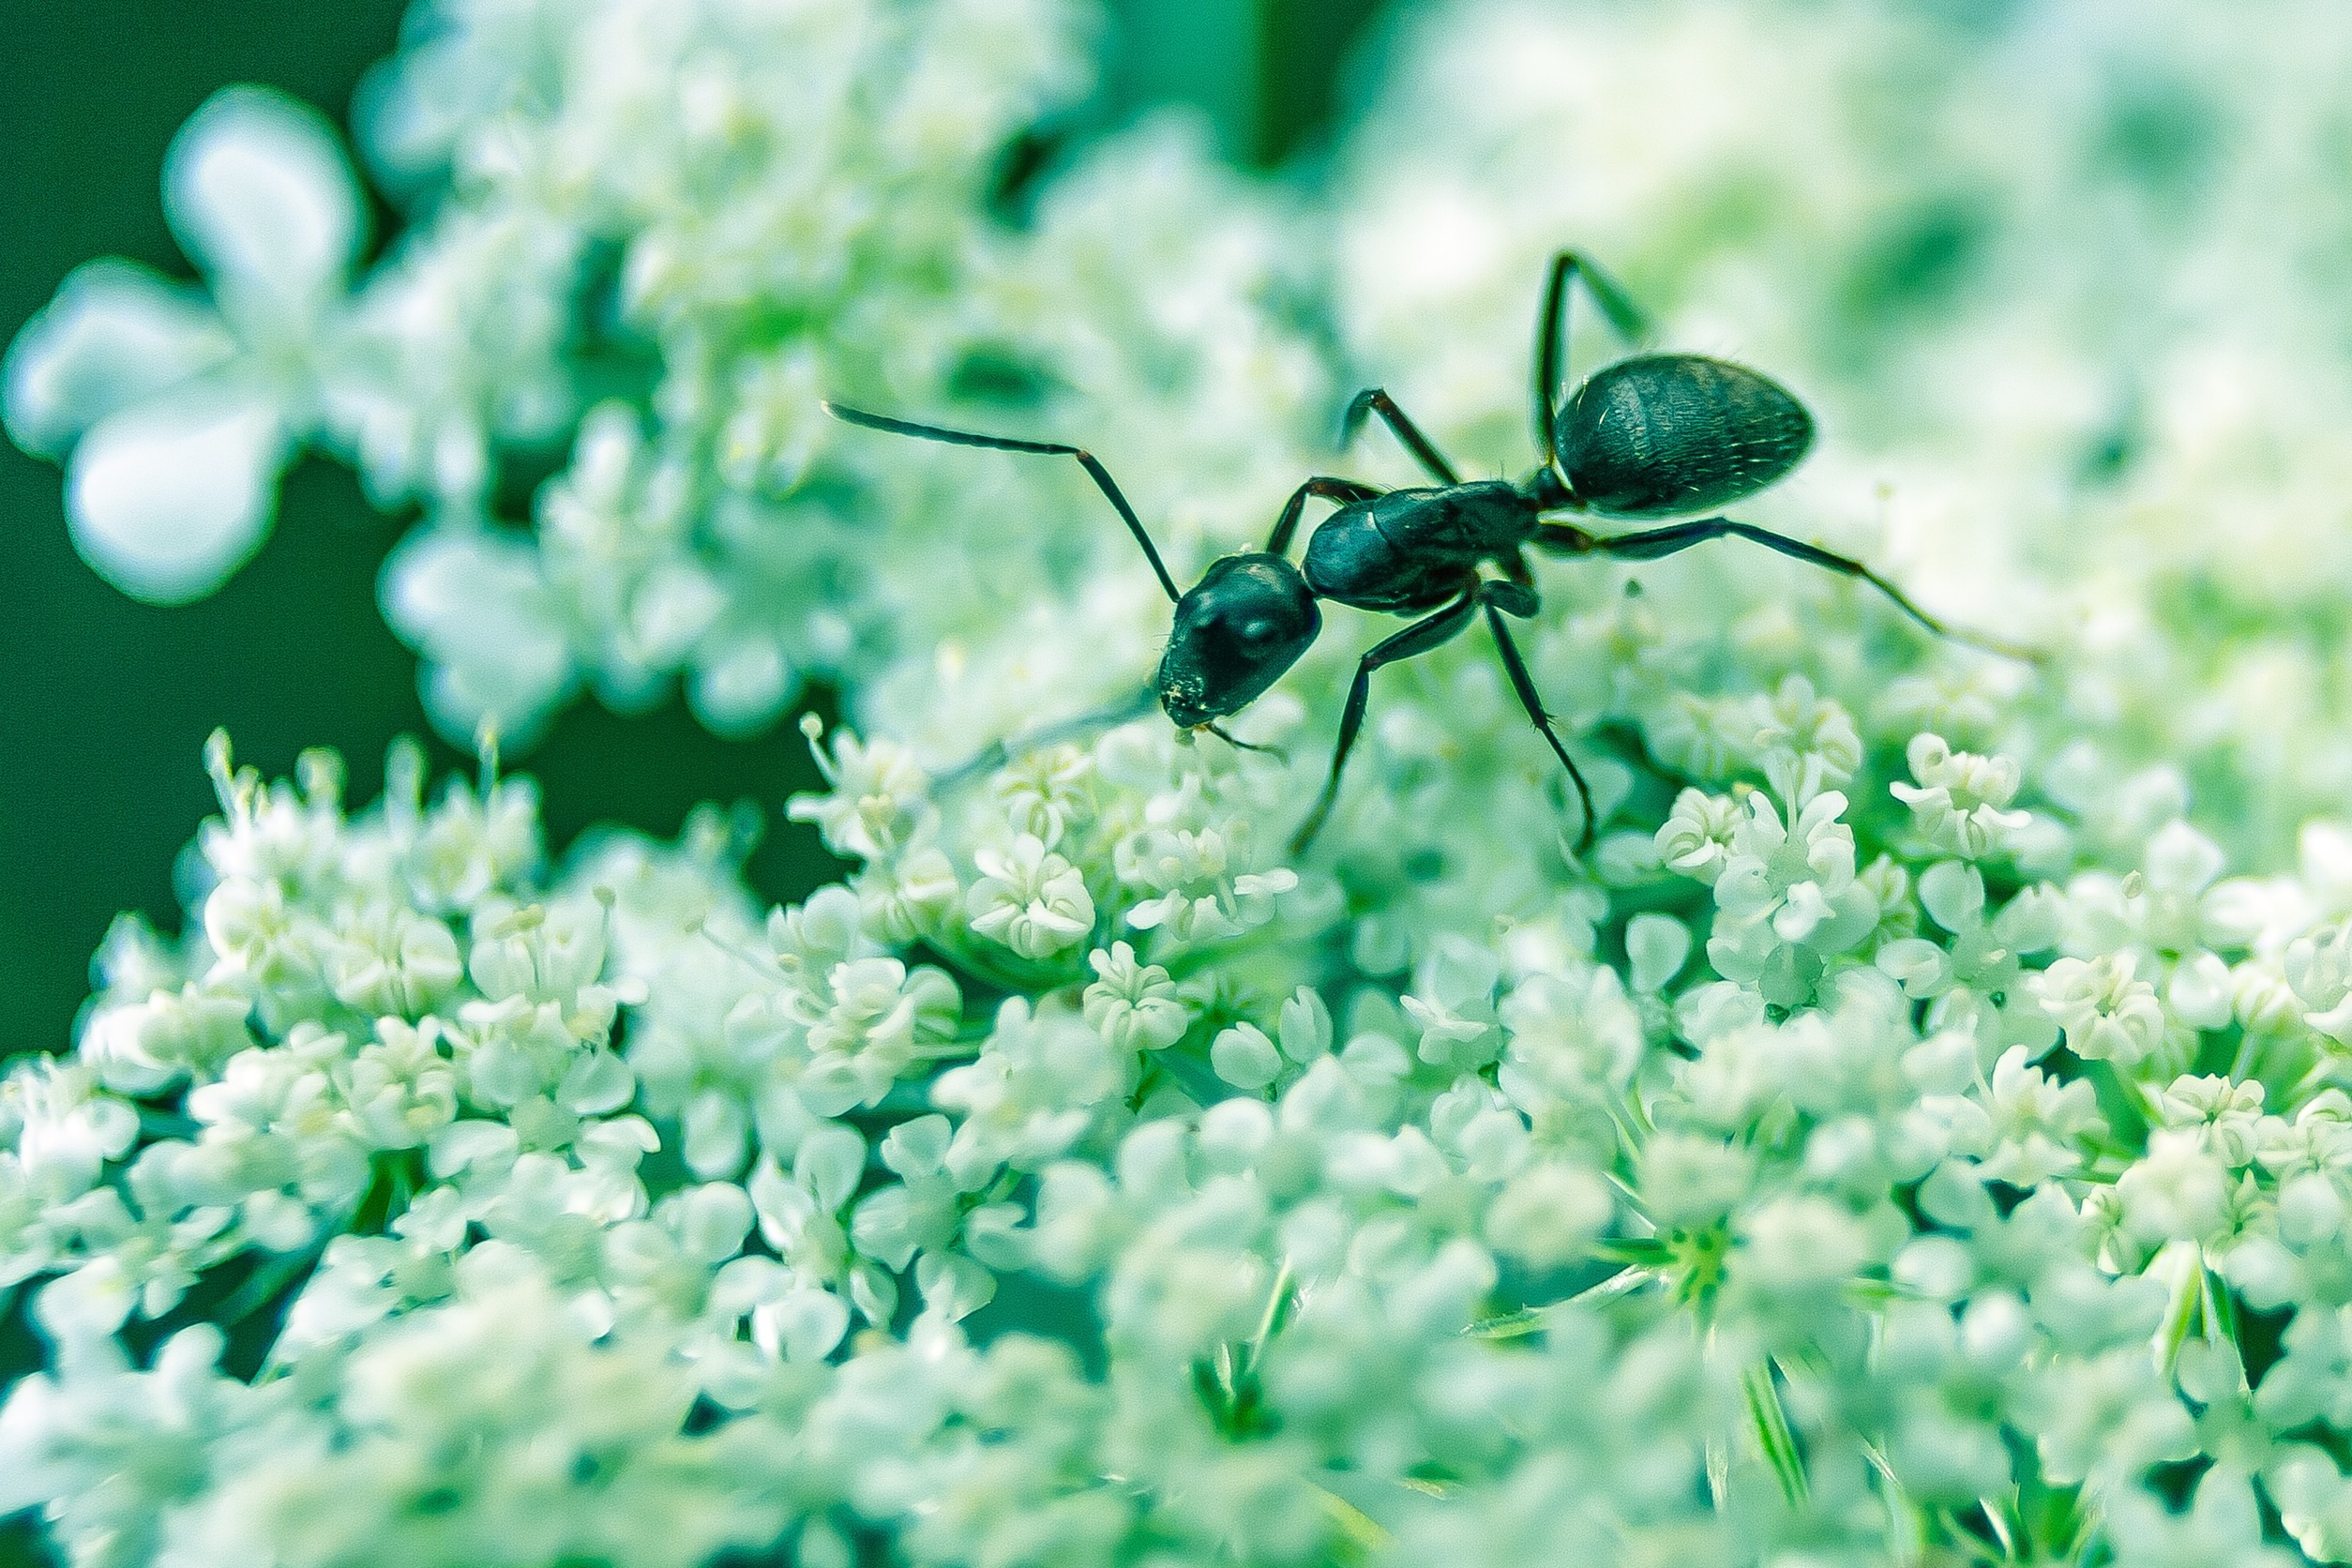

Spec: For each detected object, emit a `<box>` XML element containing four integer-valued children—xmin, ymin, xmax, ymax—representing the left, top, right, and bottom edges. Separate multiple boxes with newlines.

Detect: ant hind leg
<box><xmin>1532</xmin><ymin>252</ymin><xmax>1651</xmax><ymax>465</ymax></box>
<box><xmin>1578</xmin><ymin>516</ymin><xmax>2040</xmax><ymax>662</ymax></box>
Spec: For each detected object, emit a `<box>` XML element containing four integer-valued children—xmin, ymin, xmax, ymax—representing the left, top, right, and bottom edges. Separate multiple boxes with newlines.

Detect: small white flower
<box><xmin>855</xmin><ymin>847</ymin><xmax>959</xmax><ymax>945</ymax></box>
<box><xmin>1953</xmin><ymin>1045</ymin><xmax>2105</xmax><ymax>1186</ymax></box>
<box><xmin>2038</xmin><ymin>953</ymin><xmax>2168</xmax><ymax>1066</ymax></box>
<box><xmin>2285</xmin><ymin>917</ymin><xmax>2352</xmax><ymax>1043</ymax></box>
<box><xmin>785</xmin><ymin>718</ymin><xmax>934</xmax><ymax>863</ymax></box>
<box><xmin>1485</xmin><ymin>1162</ymin><xmax>1611</xmax><ymax>1268</ymax></box>
<box><xmin>1654</xmin><ymin>787</ymin><xmax>1741</xmax><ymax>884</ymax></box>
<box><xmin>7</xmin><ymin>88</ymin><xmax>361</xmax><ymax>603</ymax></box>
<box><xmin>992</xmin><ymin>744</ymin><xmax>1095</xmax><ymax>849</ymax></box>
<box><xmin>966</xmin><ymin>834</ymin><xmax>1094</xmax><ymax>959</ymax></box>
<box><xmin>1210</xmin><ymin>1023</ymin><xmax>1282</xmax><ymax>1090</ymax></box>
<box><xmin>2115</xmin><ymin>1129</ymin><xmax>2240</xmax><ymax>1246</ymax></box>
<box><xmin>1750</xmin><ymin>674</ymin><xmax>1863</xmax><ymax>800</ymax></box>
<box><xmin>1081</xmin><ymin>942</ymin><xmax>1189</xmax><ymax>1052</ymax></box>
<box><xmin>1116</xmin><ymin>823</ymin><xmax>1296</xmax><ymax>943</ymax></box>
<box><xmin>1890</xmin><ymin>732</ymin><xmax>2029</xmax><ymax>859</ymax></box>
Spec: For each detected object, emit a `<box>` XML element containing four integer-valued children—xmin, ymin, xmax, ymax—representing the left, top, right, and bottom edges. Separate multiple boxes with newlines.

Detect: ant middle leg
<box><xmin>1341</xmin><ymin>388</ymin><xmax>1459</xmax><ymax>486</ymax></box>
<box><xmin>1478</xmin><ymin>583</ymin><xmax>1597</xmax><ymax>854</ymax></box>
<box><xmin>935</xmin><ymin>682</ymin><xmax>1161</xmax><ymax>789</ymax></box>
<box><xmin>1268</xmin><ymin>475</ymin><xmax>1385</xmax><ymax>558</ymax></box>
<box><xmin>1532</xmin><ymin>251</ymin><xmax>1651</xmax><ymax>463</ymax></box>
<box><xmin>1537</xmin><ymin>516</ymin><xmax>2038</xmax><ymax>662</ymax></box>
<box><xmin>1290</xmin><ymin>587</ymin><xmax>1481</xmax><ymax>856</ymax></box>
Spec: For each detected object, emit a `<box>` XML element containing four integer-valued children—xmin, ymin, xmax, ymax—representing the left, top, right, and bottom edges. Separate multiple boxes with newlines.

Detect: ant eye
<box><xmin>1241</xmin><ymin>618</ymin><xmax>1275</xmax><ymax>643</ymax></box>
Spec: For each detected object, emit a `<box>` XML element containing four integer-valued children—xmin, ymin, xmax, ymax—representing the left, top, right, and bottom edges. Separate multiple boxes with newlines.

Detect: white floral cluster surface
<box><xmin>4</xmin><ymin>0</ymin><xmax>1328</xmax><ymax>751</ymax></box>
<box><xmin>15</xmin><ymin>0</ymin><xmax>2352</xmax><ymax>1564</ymax></box>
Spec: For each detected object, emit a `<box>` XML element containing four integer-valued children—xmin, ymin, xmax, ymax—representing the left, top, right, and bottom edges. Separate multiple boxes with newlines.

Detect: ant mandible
<box><xmin>825</xmin><ymin>251</ymin><xmax>2027</xmax><ymax>859</ymax></box>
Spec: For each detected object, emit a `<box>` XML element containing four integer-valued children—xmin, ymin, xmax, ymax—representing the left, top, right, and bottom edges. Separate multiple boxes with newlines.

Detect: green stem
<box><xmin>1743</xmin><ymin>1359</ymin><xmax>1808</xmax><ymax>1505</ymax></box>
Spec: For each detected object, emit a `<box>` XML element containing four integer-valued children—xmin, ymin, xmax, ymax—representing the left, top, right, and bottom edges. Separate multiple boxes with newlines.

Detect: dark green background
<box><xmin>0</xmin><ymin>0</ymin><xmax>1384</xmax><ymax>1066</ymax></box>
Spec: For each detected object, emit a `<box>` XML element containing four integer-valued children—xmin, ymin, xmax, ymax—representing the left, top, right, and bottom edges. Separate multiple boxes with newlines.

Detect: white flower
<box><xmin>1654</xmin><ymin>787</ymin><xmax>1741</xmax><ymax>883</ymax></box>
<box><xmin>1116</xmin><ymin>822</ymin><xmax>1296</xmax><ymax>943</ymax></box>
<box><xmin>932</xmin><ymin>1000</ymin><xmax>1128</xmax><ymax>1173</ymax></box>
<box><xmin>1485</xmin><ymin>1162</ymin><xmax>1611</xmax><ymax>1268</ymax></box>
<box><xmin>785</xmin><ymin>718</ymin><xmax>934</xmax><ymax>864</ymax></box>
<box><xmin>1497</xmin><ymin>962</ymin><xmax>1645</xmax><ymax>1122</ymax></box>
<box><xmin>804</xmin><ymin>957</ymin><xmax>961</xmax><ymax>1110</ymax></box>
<box><xmin>1749</xmin><ymin>674</ymin><xmax>1863</xmax><ymax>801</ymax></box>
<box><xmin>1081</xmin><ymin>942</ymin><xmax>1189</xmax><ymax>1051</ymax></box>
<box><xmin>328</xmin><ymin>903</ymin><xmax>463</xmax><ymax>1017</ymax></box>
<box><xmin>0</xmin><ymin>1324</ymin><xmax>246</xmax><ymax>1563</ymax></box>
<box><xmin>2284</xmin><ymin>917</ymin><xmax>2352</xmax><ymax>1043</ymax></box>
<box><xmin>966</xmin><ymin>834</ymin><xmax>1094</xmax><ymax>959</ymax></box>
<box><xmin>2025</xmin><ymin>1346</ymin><xmax>2199</xmax><ymax>1486</ymax></box>
<box><xmin>2148</xmin><ymin>1075</ymin><xmax>2268</xmax><ymax>1168</ymax></box>
<box><xmin>1715</xmin><ymin>790</ymin><xmax>1861</xmax><ymax>936</ymax></box>
<box><xmin>1210</xmin><ymin>1023</ymin><xmax>1282</xmax><ymax>1090</ymax></box>
<box><xmin>1737</xmin><ymin>1192</ymin><xmax>1873</xmax><ymax>1298</ymax></box>
<box><xmin>1889</xmin><ymin>732</ymin><xmax>2029</xmax><ymax>859</ymax></box>
<box><xmin>856</xmin><ymin>847</ymin><xmax>960</xmax><ymax>945</ymax></box>
<box><xmin>1943</xmin><ymin>1045</ymin><xmax>2105</xmax><ymax>1186</ymax></box>
<box><xmin>2037</xmin><ymin>953</ymin><xmax>2168</xmax><ymax>1067</ymax></box>
<box><xmin>2115</xmin><ymin>1129</ymin><xmax>2240</xmax><ymax>1247</ymax></box>
<box><xmin>993</xmin><ymin>744</ymin><xmax>1096</xmax><ymax>849</ymax></box>
<box><xmin>339</xmin><ymin>1019</ymin><xmax>459</xmax><ymax>1151</ymax></box>
<box><xmin>1</xmin><ymin>1061</ymin><xmax>139</xmax><ymax>1199</ymax></box>
<box><xmin>7</xmin><ymin>87</ymin><xmax>360</xmax><ymax>602</ymax></box>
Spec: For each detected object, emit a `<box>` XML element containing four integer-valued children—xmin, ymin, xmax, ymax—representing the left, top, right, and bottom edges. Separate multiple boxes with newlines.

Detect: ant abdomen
<box><xmin>1555</xmin><ymin>354</ymin><xmax>1814</xmax><ymax>518</ymax></box>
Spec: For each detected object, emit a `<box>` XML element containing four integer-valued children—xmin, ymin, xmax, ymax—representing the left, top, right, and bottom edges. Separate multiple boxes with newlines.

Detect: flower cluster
<box><xmin>15</xmin><ymin>0</ymin><xmax>2352</xmax><ymax>1565</ymax></box>
<box><xmin>6</xmin><ymin>0</ymin><xmax>1329</xmax><ymax>750</ymax></box>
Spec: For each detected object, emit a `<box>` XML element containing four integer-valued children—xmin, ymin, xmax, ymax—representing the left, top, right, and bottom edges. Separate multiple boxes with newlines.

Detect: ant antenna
<box><xmin>823</xmin><ymin>401</ymin><xmax>1183</xmax><ymax>604</ymax></box>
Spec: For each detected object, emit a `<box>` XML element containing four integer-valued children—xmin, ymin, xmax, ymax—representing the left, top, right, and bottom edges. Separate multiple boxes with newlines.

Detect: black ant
<box><xmin>826</xmin><ymin>251</ymin><xmax>2028</xmax><ymax>858</ymax></box>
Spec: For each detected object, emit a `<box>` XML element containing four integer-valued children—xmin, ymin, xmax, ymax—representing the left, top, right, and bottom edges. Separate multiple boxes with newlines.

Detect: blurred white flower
<box><xmin>7</xmin><ymin>88</ymin><xmax>361</xmax><ymax>601</ymax></box>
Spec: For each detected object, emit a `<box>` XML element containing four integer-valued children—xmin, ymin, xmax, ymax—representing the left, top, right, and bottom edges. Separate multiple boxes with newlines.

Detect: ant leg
<box><xmin>1340</xmin><ymin>388</ymin><xmax>1459</xmax><ymax>485</ymax></box>
<box><xmin>1532</xmin><ymin>251</ymin><xmax>1651</xmax><ymax>465</ymax></box>
<box><xmin>823</xmin><ymin>400</ymin><xmax>1182</xmax><ymax>604</ymax></box>
<box><xmin>1203</xmin><ymin>721</ymin><xmax>1287</xmax><ymax>761</ymax></box>
<box><xmin>936</xmin><ymin>682</ymin><xmax>1161</xmax><ymax>789</ymax></box>
<box><xmin>1290</xmin><ymin>589</ymin><xmax>1481</xmax><ymax>856</ymax></box>
<box><xmin>1267</xmin><ymin>475</ymin><xmax>1384</xmax><ymax>558</ymax></box>
<box><xmin>1478</xmin><ymin>585</ymin><xmax>1597</xmax><ymax>854</ymax></box>
<box><xmin>1575</xmin><ymin>516</ymin><xmax>2039</xmax><ymax>661</ymax></box>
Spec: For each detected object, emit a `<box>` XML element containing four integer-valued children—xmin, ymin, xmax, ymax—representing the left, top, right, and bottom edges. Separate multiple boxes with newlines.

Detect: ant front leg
<box><xmin>1477</xmin><ymin>581</ymin><xmax>1596</xmax><ymax>854</ymax></box>
<box><xmin>1290</xmin><ymin>588</ymin><xmax>1481</xmax><ymax>856</ymax></box>
<box><xmin>1341</xmin><ymin>388</ymin><xmax>1459</xmax><ymax>486</ymax></box>
<box><xmin>1545</xmin><ymin>516</ymin><xmax>2038</xmax><ymax>662</ymax></box>
<box><xmin>1267</xmin><ymin>476</ymin><xmax>1384</xmax><ymax>559</ymax></box>
<box><xmin>1532</xmin><ymin>251</ymin><xmax>1651</xmax><ymax>465</ymax></box>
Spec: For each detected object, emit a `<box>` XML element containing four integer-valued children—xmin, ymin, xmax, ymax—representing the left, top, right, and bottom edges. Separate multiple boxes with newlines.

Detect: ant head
<box><xmin>1155</xmin><ymin>553</ymin><xmax>1321</xmax><ymax>730</ymax></box>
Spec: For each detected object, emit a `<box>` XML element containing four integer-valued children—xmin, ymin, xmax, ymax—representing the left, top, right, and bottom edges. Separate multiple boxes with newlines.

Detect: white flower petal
<box><xmin>382</xmin><ymin>525</ymin><xmax>577</xmax><ymax>746</ymax></box>
<box><xmin>66</xmin><ymin>391</ymin><xmax>285</xmax><ymax>603</ymax></box>
<box><xmin>689</xmin><ymin>634</ymin><xmax>791</xmax><ymax>735</ymax></box>
<box><xmin>3</xmin><ymin>261</ymin><xmax>234</xmax><ymax>457</ymax></box>
<box><xmin>166</xmin><ymin>86</ymin><xmax>361</xmax><ymax>304</ymax></box>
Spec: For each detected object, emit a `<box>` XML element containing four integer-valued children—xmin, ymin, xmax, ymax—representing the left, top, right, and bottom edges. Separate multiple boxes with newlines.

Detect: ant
<box><xmin>825</xmin><ymin>251</ymin><xmax>2028</xmax><ymax>858</ymax></box>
